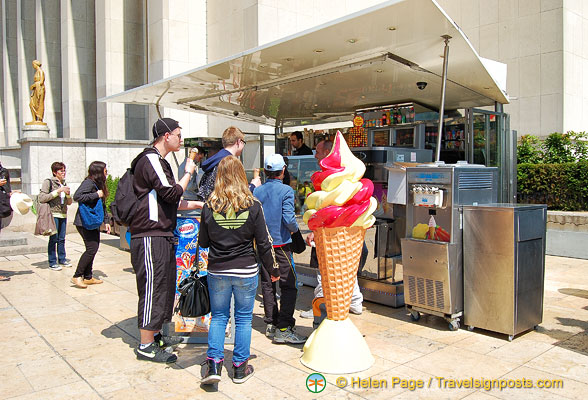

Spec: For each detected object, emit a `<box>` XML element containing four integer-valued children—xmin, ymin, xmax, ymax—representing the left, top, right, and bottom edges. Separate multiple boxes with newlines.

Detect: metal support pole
<box><xmin>260</xmin><ymin>131</ymin><xmax>265</xmax><ymax>170</ymax></box>
<box><xmin>435</xmin><ymin>35</ymin><xmax>452</xmax><ymax>162</ymax></box>
<box><xmin>274</xmin><ymin>126</ymin><xmax>281</xmax><ymax>153</ymax></box>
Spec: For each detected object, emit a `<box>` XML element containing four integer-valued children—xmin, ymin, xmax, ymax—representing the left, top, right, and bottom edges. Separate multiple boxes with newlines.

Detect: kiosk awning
<box><xmin>102</xmin><ymin>0</ymin><xmax>508</xmax><ymax>128</ymax></box>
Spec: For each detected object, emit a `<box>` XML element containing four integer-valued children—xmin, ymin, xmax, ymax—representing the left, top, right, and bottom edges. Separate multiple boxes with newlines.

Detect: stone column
<box><xmin>60</xmin><ymin>0</ymin><xmax>97</xmax><ymax>139</ymax></box>
<box><xmin>148</xmin><ymin>0</ymin><xmax>208</xmax><ymax>142</ymax></box>
<box><xmin>0</xmin><ymin>0</ymin><xmax>6</xmax><ymax>146</ymax></box>
<box><xmin>95</xmin><ymin>0</ymin><xmax>147</xmax><ymax>141</ymax></box>
<box><xmin>34</xmin><ymin>0</ymin><xmax>60</xmax><ymax>138</ymax></box>
<box><xmin>2</xmin><ymin>0</ymin><xmax>24</xmax><ymax>146</ymax></box>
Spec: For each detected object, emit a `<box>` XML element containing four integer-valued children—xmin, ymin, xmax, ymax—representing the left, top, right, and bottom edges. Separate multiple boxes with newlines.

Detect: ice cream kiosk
<box><xmin>104</xmin><ymin>0</ymin><xmax>523</xmax><ymax>340</ymax></box>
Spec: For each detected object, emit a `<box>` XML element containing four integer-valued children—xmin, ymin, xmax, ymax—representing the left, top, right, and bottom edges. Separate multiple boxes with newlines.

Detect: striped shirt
<box><xmin>208</xmin><ymin>263</ymin><xmax>259</xmax><ymax>279</ymax></box>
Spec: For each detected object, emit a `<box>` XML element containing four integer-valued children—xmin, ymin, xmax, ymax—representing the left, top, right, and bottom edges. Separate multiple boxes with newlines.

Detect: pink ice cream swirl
<box><xmin>303</xmin><ymin>131</ymin><xmax>377</xmax><ymax>231</ymax></box>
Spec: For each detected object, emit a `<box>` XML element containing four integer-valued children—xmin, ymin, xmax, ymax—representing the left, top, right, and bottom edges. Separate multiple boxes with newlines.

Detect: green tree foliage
<box><xmin>517</xmin><ymin>135</ymin><xmax>542</xmax><ymax>164</ymax></box>
<box><xmin>517</xmin><ymin>162</ymin><xmax>588</xmax><ymax>210</ymax></box>
<box><xmin>517</xmin><ymin>131</ymin><xmax>588</xmax><ymax>164</ymax></box>
<box><xmin>542</xmin><ymin>132</ymin><xmax>575</xmax><ymax>163</ymax></box>
<box><xmin>105</xmin><ymin>175</ymin><xmax>119</xmax><ymax>210</ymax></box>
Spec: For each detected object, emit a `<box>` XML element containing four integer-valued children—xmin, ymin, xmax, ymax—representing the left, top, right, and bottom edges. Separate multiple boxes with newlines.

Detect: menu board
<box><xmin>373</xmin><ymin>129</ymin><xmax>390</xmax><ymax>146</ymax></box>
<box><xmin>395</xmin><ymin>128</ymin><xmax>414</xmax><ymax>147</ymax></box>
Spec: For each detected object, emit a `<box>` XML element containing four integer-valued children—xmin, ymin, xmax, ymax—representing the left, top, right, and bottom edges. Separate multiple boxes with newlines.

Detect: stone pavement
<box><xmin>0</xmin><ymin>232</ymin><xmax>587</xmax><ymax>399</ymax></box>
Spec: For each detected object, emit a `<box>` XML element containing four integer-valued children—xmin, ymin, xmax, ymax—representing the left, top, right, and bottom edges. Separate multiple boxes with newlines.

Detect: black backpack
<box><xmin>110</xmin><ymin>168</ymin><xmax>137</xmax><ymax>226</ymax></box>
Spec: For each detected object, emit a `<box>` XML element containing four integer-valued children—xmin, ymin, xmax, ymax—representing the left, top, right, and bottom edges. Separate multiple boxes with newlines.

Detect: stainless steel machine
<box><xmin>401</xmin><ymin>163</ymin><xmax>497</xmax><ymax>330</ymax></box>
<box><xmin>463</xmin><ymin>204</ymin><xmax>547</xmax><ymax>341</ymax></box>
<box><xmin>350</xmin><ymin>146</ymin><xmax>432</xmax><ymax>307</ymax></box>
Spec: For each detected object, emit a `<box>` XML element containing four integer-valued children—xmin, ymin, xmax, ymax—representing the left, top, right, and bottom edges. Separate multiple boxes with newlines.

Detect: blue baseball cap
<box><xmin>264</xmin><ymin>154</ymin><xmax>286</xmax><ymax>172</ymax></box>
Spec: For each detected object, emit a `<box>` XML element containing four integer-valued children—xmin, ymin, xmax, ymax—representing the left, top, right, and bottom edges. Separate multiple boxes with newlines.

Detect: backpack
<box><xmin>110</xmin><ymin>168</ymin><xmax>138</xmax><ymax>227</ymax></box>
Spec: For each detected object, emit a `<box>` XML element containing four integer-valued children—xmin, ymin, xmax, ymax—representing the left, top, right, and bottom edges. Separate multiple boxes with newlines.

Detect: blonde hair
<box><xmin>221</xmin><ymin>126</ymin><xmax>244</xmax><ymax>147</ymax></box>
<box><xmin>207</xmin><ymin>156</ymin><xmax>254</xmax><ymax>213</ymax></box>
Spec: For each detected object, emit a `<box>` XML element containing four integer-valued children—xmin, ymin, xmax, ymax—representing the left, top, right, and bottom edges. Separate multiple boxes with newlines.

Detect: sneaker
<box><xmin>300</xmin><ymin>309</ymin><xmax>314</xmax><ymax>319</ymax></box>
<box><xmin>60</xmin><ymin>261</ymin><xmax>73</xmax><ymax>268</ymax></box>
<box><xmin>135</xmin><ymin>343</ymin><xmax>177</xmax><ymax>363</ymax></box>
<box><xmin>201</xmin><ymin>359</ymin><xmax>223</xmax><ymax>385</ymax></box>
<box><xmin>349</xmin><ymin>305</ymin><xmax>363</xmax><ymax>315</ymax></box>
<box><xmin>232</xmin><ymin>361</ymin><xmax>254</xmax><ymax>384</ymax></box>
<box><xmin>273</xmin><ymin>326</ymin><xmax>307</xmax><ymax>344</ymax></box>
<box><xmin>154</xmin><ymin>333</ymin><xmax>183</xmax><ymax>351</ymax></box>
<box><xmin>49</xmin><ymin>264</ymin><xmax>62</xmax><ymax>271</ymax></box>
<box><xmin>265</xmin><ymin>324</ymin><xmax>276</xmax><ymax>338</ymax></box>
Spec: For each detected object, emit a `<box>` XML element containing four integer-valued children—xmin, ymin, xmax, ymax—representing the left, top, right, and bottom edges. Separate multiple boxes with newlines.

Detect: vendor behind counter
<box><xmin>178</xmin><ymin>146</ymin><xmax>206</xmax><ymax>216</ymax></box>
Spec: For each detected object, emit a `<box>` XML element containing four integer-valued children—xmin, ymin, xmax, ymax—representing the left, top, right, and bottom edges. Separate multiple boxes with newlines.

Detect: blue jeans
<box><xmin>207</xmin><ymin>273</ymin><xmax>258</xmax><ymax>365</ymax></box>
<box><xmin>48</xmin><ymin>217</ymin><xmax>67</xmax><ymax>266</ymax></box>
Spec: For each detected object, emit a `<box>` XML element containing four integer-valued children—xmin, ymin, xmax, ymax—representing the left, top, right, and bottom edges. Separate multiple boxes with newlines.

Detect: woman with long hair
<box><xmin>71</xmin><ymin>161</ymin><xmax>111</xmax><ymax>289</ymax></box>
<box><xmin>199</xmin><ymin>156</ymin><xmax>279</xmax><ymax>385</ymax></box>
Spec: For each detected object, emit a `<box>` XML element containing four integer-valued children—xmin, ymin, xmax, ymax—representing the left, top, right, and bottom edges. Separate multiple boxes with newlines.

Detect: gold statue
<box><xmin>26</xmin><ymin>60</ymin><xmax>46</xmax><ymax>125</ymax></box>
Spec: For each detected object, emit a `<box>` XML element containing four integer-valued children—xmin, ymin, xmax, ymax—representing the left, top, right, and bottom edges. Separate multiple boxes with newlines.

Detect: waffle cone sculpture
<box><xmin>314</xmin><ymin>226</ymin><xmax>366</xmax><ymax>320</ymax></box>
<box><xmin>300</xmin><ymin>131</ymin><xmax>376</xmax><ymax>374</ymax></box>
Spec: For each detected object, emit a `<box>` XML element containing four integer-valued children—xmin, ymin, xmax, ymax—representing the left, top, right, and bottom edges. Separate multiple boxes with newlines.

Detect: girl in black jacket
<box><xmin>71</xmin><ymin>161</ymin><xmax>111</xmax><ymax>289</ymax></box>
<box><xmin>199</xmin><ymin>156</ymin><xmax>279</xmax><ymax>385</ymax></box>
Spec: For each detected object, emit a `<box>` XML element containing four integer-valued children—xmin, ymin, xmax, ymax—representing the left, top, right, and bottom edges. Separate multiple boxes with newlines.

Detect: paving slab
<box><xmin>0</xmin><ymin>232</ymin><xmax>586</xmax><ymax>399</ymax></box>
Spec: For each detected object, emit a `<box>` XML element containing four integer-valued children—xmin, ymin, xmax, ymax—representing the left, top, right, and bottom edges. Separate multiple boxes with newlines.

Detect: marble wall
<box><xmin>436</xmin><ymin>0</ymin><xmax>566</xmax><ymax>137</ymax></box>
<box><xmin>18</xmin><ymin>137</ymin><xmax>149</xmax><ymax>195</ymax></box>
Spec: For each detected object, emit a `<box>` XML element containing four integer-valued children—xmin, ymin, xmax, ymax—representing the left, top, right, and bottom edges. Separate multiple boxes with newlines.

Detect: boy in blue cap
<box><xmin>254</xmin><ymin>154</ymin><xmax>307</xmax><ymax>344</ymax></box>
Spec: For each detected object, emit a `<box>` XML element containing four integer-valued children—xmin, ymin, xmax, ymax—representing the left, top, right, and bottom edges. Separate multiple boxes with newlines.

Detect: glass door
<box><xmin>466</xmin><ymin>108</ymin><xmax>513</xmax><ymax>202</ymax></box>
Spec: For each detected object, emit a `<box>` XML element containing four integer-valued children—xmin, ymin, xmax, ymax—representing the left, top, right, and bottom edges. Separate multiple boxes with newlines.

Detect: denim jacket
<box><xmin>253</xmin><ymin>179</ymin><xmax>298</xmax><ymax>246</ymax></box>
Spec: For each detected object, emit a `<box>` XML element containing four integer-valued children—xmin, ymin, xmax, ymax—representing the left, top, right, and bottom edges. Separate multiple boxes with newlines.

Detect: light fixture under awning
<box><xmin>102</xmin><ymin>0</ymin><xmax>508</xmax><ymax>128</ymax></box>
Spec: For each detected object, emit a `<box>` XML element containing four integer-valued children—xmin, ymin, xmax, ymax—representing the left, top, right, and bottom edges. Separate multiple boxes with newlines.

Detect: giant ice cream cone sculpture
<box><xmin>300</xmin><ymin>131</ymin><xmax>376</xmax><ymax>373</ymax></box>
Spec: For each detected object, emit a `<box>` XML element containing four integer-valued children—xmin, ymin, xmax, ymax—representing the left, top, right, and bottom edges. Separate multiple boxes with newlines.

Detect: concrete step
<box><xmin>0</xmin><ymin>235</ymin><xmax>27</xmax><ymax>247</ymax></box>
<box><xmin>0</xmin><ymin>232</ymin><xmax>46</xmax><ymax>256</ymax></box>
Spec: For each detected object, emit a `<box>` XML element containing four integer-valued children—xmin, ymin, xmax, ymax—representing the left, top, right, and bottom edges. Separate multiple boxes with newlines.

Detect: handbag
<box><xmin>175</xmin><ymin>269</ymin><xmax>210</xmax><ymax>318</ymax></box>
<box><xmin>0</xmin><ymin>190</ymin><xmax>11</xmax><ymax>218</ymax></box>
<box><xmin>78</xmin><ymin>184</ymin><xmax>104</xmax><ymax>230</ymax></box>
<box><xmin>0</xmin><ymin>167</ymin><xmax>11</xmax><ymax>218</ymax></box>
<box><xmin>290</xmin><ymin>229</ymin><xmax>306</xmax><ymax>254</ymax></box>
<box><xmin>34</xmin><ymin>202</ymin><xmax>57</xmax><ymax>236</ymax></box>
<box><xmin>175</xmin><ymin>237</ymin><xmax>210</xmax><ymax>318</ymax></box>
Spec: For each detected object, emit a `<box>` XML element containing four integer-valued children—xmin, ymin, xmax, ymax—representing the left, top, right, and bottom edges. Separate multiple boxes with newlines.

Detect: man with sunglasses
<box><xmin>195</xmin><ymin>126</ymin><xmax>259</xmax><ymax>202</ymax></box>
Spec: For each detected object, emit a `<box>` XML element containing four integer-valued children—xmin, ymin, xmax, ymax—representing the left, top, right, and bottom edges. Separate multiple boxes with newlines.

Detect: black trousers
<box><xmin>131</xmin><ymin>236</ymin><xmax>176</xmax><ymax>331</ymax></box>
<box><xmin>74</xmin><ymin>226</ymin><xmax>100</xmax><ymax>279</ymax></box>
<box><xmin>260</xmin><ymin>244</ymin><xmax>297</xmax><ymax>329</ymax></box>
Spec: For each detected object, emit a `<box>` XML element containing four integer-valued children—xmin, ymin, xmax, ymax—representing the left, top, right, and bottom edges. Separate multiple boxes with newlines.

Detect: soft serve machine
<box><xmin>401</xmin><ymin>163</ymin><xmax>497</xmax><ymax>330</ymax></box>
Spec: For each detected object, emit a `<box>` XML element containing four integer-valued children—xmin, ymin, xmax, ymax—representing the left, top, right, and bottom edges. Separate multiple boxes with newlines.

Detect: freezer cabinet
<box><xmin>463</xmin><ymin>204</ymin><xmax>547</xmax><ymax>341</ymax></box>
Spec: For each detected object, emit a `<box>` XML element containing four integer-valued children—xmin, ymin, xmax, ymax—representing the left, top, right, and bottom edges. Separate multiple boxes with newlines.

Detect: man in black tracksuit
<box><xmin>130</xmin><ymin>118</ymin><xmax>199</xmax><ymax>364</ymax></box>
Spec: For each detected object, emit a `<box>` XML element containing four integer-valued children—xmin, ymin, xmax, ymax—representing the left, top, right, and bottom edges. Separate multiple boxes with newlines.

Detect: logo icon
<box><xmin>306</xmin><ymin>373</ymin><xmax>326</xmax><ymax>393</ymax></box>
<box><xmin>178</xmin><ymin>223</ymin><xmax>195</xmax><ymax>234</ymax></box>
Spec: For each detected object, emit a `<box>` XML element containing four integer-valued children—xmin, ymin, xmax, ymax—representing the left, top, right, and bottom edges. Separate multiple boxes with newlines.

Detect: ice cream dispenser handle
<box><xmin>411</xmin><ymin>185</ymin><xmax>445</xmax><ymax>208</ymax></box>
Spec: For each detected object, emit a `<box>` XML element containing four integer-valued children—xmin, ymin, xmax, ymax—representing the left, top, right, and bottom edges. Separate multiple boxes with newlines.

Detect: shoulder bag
<box><xmin>0</xmin><ymin>190</ymin><xmax>11</xmax><ymax>218</ymax></box>
<box><xmin>0</xmin><ymin>167</ymin><xmax>11</xmax><ymax>218</ymax></box>
<box><xmin>78</xmin><ymin>183</ymin><xmax>104</xmax><ymax>230</ymax></box>
<box><xmin>34</xmin><ymin>179</ymin><xmax>56</xmax><ymax>236</ymax></box>
<box><xmin>174</xmin><ymin>242</ymin><xmax>210</xmax><ymax>318</ymax></box>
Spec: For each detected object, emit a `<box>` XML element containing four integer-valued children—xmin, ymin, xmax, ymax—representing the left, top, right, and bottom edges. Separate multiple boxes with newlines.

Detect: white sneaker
<box><xmin>349</xmin><ymin>305</ymin><xmax>363</xmax><ymax>315</ymax></box>
<box><xmin>49</xmin><ymin>264</ymin><xmax>62</xmax><ymax>271</ymax></box>
<box><xmin>300</xmin><ymin>309</ymin><xmax>314</xmax><ymax>319</ymax></box>
<box><xmin>60</xmin><ymin>261</ymin><xmax>73</xmax><ymax>268</ymax></box>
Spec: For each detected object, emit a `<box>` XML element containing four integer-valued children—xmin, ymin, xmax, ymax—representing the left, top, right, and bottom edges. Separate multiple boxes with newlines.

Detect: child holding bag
<box><xmin>71</xmin><ymin>161</ymin><xmax>111</xmax><ymax>289</ymax></box>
